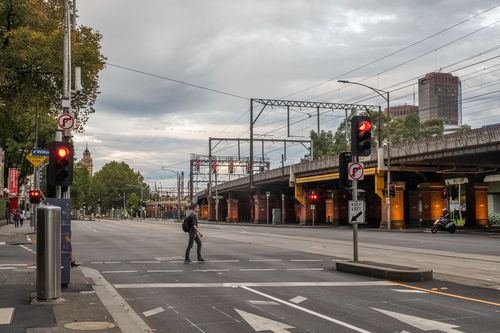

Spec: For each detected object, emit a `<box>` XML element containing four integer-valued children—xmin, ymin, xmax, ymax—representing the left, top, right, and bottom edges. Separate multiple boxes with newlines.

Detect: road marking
<box><xmin>142</xmin><ymin>306</ymin><xmax>165</xmax><ymax>317</ymax></box>
<box><xmin>248</xmin><ymin>300</ymin><xmax>280</xmax><ymax>306</ymax></box>
<box><xmin>147</xmin><ymin>270</ymin><xmax>183</xmax><ymax>273</ymax></box>
<box><xmin>290</xmin><ymin>259</ymin><xmax>323</xmax><ymax>262</ymax></box>
<box><xmin>391</xmin><ymin>289</ymin><xmax>428</xmax><ymax>294</ymax></box>
<box><xmin>286</xmin><ymin>268</ymin><xmax>324</xmax><ymax>271</ymax></box>
<box><xmin>289</xmin><ymin>296</ymin><xmax>308</xmax><ymax>304</ymax></box>
<box><xmin>0</xmin><ymin>264</ymin><xmax>28</xmax><ymax>267</ymax></box>
<box><xmin>249</xmin><ymin>259</ymin><xmax>282</xmax><ymax>262</ymax></box>
<box><xmin>91</xmin><ymin>261</ymin><xmax>122</xmax><ymax>264</ymax></box>
<box><xmin>102</xmin><ymin>270</ymin><xmax>138</xmax><ymax>274</ymax></box>
<box><xmin>372</xmin><ymin>308</ymin><xmax>464</xmax><ymax>333</ymax></box>
<box><xmin>0</xmin><ymin>267</ymin><xmax>16</xmax><ymax>270</ymax></box>
<box><xmin>394</xmin><ymin>282</ymin><xmax>500</xmax><ymax>307</ymax></box>
<box><xmin>0</xmin><ymin>242</ymin><xmax>5</xmax><ymax>245</ymax></box>
<box><xmin>19</xmin><ymin>245</ymin><xmax>35</xmax><ymax>254</ymax></box>
<box><xmin>0</xmin><ymin>308</ymin><xmax>15</xmax><ymax>325</ymax></box>
<box><xmin>207</xmin><ymin>260</ymin><xmax>240</xmax><ymax>263</ymax></box>
<box><xmin>241</xmin><ymin>287</ymin><xmax>372</xmax><ymax>333</ymax></box>
<box><xmin>240</xmin><ymin>268</ymin><xmax>277</xmax><ymax>272</ymax></box>
<box><xmin>80</xmin><ymin>267</ymin><xmax>153</xmax><ymax>333</ymax></box>
<box><xmin>130</xmin><ymin>261</ymin><xmax>160</xmax><ymax>264</ymax></box>
<box><xmin>114</xmin><ymin>281</ymin><xmax>395</xmax><ymax>289</ymax></box>
<box><xmin>193</xmin><ymin>269</ymin><xmax>230</xmax><ymax>273</ymax></box>
<box><xmin>155</xmin><ymin>256</ymin><xmax>183</xmax><ymax>261</ymax></box>
<box><xmin>235</xmin><ymin>308</ymin><xmax>295</xmax><ymax>333</ymax></box>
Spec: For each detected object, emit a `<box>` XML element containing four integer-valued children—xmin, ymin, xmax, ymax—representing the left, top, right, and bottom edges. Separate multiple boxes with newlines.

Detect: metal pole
<box><xmin>215</xmin><ymin>172</ymin><xmax>219</xmax><ymax>222</ymax></box>
<box><xmin>352</xmin><ymin>154</ymin><xmax>359</xmax><ymax>262</ymax></box>
<box><xmin>281</xmin><ymin>194</ymin><xmax>285</xmax><ymax>224</ymax></box>
<box><xmin>208</xmin><ymin>138</ymin><xmax>212</xmax><ymax>196</ymax></box>
<box><xmin>177</xmin><ymin>173</ymin><xmax>181</xmax><ymax>222</ymax></box>
<box><xmin>266</xmin><ymin>195</ymin><xmax>269</xmax><ymax>224</ymax></box>
<box><xmin>250</xmin><ymin>99</ymin><xmax>254</xmax><ymax>186</ymax></box>
<box><xmin>387</xmin><ymin>91</ymin><xmax>391</xmax><ymax>230</ymax></box>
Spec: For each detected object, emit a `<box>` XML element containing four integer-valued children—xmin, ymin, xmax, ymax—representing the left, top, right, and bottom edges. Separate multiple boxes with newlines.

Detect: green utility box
<box><xmin>272</xmin><ymin>208</ymin><xmax>281</xmax><ymax>224</ymax></box>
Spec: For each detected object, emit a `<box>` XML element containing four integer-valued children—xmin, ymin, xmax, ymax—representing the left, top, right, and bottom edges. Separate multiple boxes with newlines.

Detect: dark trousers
<box><xmin>185</xmin><ymin>232</ymin><xmax>202</xmax><ymax>260</ymax></box>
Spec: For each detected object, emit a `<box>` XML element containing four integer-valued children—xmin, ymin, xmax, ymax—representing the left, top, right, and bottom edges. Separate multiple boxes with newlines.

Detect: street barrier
<box><xmin>36</xmin><ymin>205</ymin><xmax>61</xmax><ymax>300</ymax></box>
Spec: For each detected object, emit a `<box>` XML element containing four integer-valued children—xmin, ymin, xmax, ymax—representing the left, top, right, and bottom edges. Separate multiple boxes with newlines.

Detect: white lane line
<box><xmin>286</xmin><ymin>268</ymin><xmax>324</xmax><ymax>271</ymax></box>
<box><xmin>130</xmin><ymin>261</ymin><xmax>160</xmax><ymax>264</ymax></box>
<box><xmin>0</xmin><ymin>264</ymin><xmax>28</xmax><ymax>267</ymax></box>
<box><xmin>207</xmin><ymin>260</ymin><xmax>240</xmax><ymax>263</ymax></box>
<box><xmin>0</xmin><ymin>267</ymin><xmax>15</xmax><ymax>270</ymax></box>
<box><xmin>155</xmin><ymin>257</ymin><xmax>183</xmax><ymax>261</ymax></box>
<box><xmin>193</xmin><ymin>269</ymin><xmax>230</xmax><ymax>273</ymax></box>
<box><xmin>80</xmin><ymin>267</ymin><xmax>152</xmax><ymax>333</ymax></box>
<box><xmin>143</xmin><ymin>306</ymin><xmax>165</xmax><ymax>317</ymax></box>
<box><xmin>0</xmin><ymin>308</ymin><xmax>15</xmax><ymax>325</ymax></box>
<box><xmin>249</xmin><ymin>259</ymin><xmax>282</xmax><ymax>262</ymax></box>
<box><xmin>91</xmin><ymin>261</ymin><xmax>122</xmax><ymax>264</ymax></box>
<box><xmin>242</xmin><ymin>286</ymin><xmax>372</xmax><ymax>333</ymax></box>
<box><xmin>240</xmin><ymin>268</ymin><xmax>277</xmax><ymax>272</ymax></box>
<box><xmin>147</xmin><ymin>270</ymin><xmax>183</xmax><ymax>273</ymax></box>
<box><xmin>391</xmin><ymin>289</ymin><xmax>428</xmax><ymax>294</ymax></box>
<box><xmin>19</xmin><ymin>245</ymin><xmax>35</xmax><ymax>254</ymax></box>
<box><xmin>290</xmin><ymin>259</ymin><xmax>323</xmax><ymax>262</ymax></box>
<box><xmin>289</xmin><ymin>296</ymin><xmax>308</xmax><ymax>304</ymax></box>
<box><xmin>114</xmin><ymin>281</ymin><xmax>396</xmax><ymax>289</ymax></box>
<box><xmin>0</xmin><ymin>242</ymin><xmax>5</xmax><ymax>245</ymax></box>
<box><xmin>248</xmin><ymin>300</ymin><xmax>280</xmax><ymax>306</ymax></box>
<box><xmin>102</xmin><ymin>270</ymin><xmax>138</xmax><ymax>274</ymax></box>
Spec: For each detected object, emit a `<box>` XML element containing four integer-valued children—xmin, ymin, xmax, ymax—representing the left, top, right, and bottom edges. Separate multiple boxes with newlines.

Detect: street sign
<box><xmin>310</xmin><ymin>204</ymin><xmax>315</xmax><ymax>210</ymax></box>
<box><xmin>348</xmin><ymin>162</ymin><xmax>364</xmax><ymax>181</ymax></box>
<box><xmin>348</xmin><ymin>200</ymin><xmax>366</xmax><ymax>224</ymax></box>
<box><xmin>57</xmin><ymin>113</ymin><xmax>75</xmax><ymax>130</ymax></box>
<box><xmin>265</xmin><ymin>191</ymin><xmax>270</xmax><ymax>198</ymax></box>
<box><xmin>26</xmin><ymin>152</ymin><xmax>48</xmax><ymax>167</ymax></box>
<box><xmin>32</xmin><ymin>148</ymin><xmax>49</xmax><ymax>157</ymax></box>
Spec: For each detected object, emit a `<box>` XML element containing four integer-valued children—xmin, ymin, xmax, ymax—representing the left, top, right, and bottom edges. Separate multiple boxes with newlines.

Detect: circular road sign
<box><xmin>348</xmin><ymin>162</ymin><xmax>364</xmax><ymax>181</ymax></box>
<box><xmin>57</xmin><ymin>113</ymin><xmax>75</xmax><ymax>130</ymax></box>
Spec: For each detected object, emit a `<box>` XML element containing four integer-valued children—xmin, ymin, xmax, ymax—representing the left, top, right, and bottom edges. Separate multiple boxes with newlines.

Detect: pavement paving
<box><xmin>0</xmin><ymin>222</ymin><xmax>120</xmax><ymax>333</ymax></box>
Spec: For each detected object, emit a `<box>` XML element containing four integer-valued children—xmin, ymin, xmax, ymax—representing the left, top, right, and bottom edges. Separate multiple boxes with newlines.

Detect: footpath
<box><xmin>0</xmin><ymin>222</ymin><xmax>120</xmax><ymax>333</ymax></box>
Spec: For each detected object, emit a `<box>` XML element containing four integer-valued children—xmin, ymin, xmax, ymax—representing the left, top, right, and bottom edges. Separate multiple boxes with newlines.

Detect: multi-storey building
<box><xmin>418</xmin><ymin>72</ymin><xmax>461</xmax><ymax>125</ymax></box>
<box><xmin>384</xmin><ymin>105</ymin><xmax>418</xmax><ymax>119</ymax></box>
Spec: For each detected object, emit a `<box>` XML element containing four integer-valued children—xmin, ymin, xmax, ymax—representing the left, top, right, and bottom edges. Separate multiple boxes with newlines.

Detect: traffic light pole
<box><xmin>352</xmin><ymin>155</ymin><xmax>359</xmax><ymax>262</ymax></box>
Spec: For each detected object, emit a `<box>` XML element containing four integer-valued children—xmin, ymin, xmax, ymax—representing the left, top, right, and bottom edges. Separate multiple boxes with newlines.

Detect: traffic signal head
<box><xmin>308</xmin><ymin>193</ymin><xmax>319</xmax><ymax>202</ymax></box>
<box><xmin>29</xmin><ymin>190</ymin><xmax>42</xmax><ymax>204</ymax></box>
<box><xmin>389</xmin><ymin>183</ymin><xmax>395</xmax><ymax>197</ymax></box>
<box><xmin>48</xmin><ymin>141</ymin><xmax>74</xmax><ymax>187</ymax></box>
<box><xmin>441</xmin><ymin>189</ymin><xmax>448</xmax><ymax>199</ymax></box>
<box><xmin>351</xmin><ymin>115</ymin><xmax>372</xmax><ymax>156</ymax></box>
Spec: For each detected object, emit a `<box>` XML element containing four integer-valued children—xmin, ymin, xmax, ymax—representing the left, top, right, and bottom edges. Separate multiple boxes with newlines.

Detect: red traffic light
<box><xmin>358</xmin><ymin>120</ymin><xmax>372</xmax><ymax>132</ymax></box>
<box><xmin>29</xmin><ymin>190</ymin><xmax>42</xmax><ymax>204</ymax></box>
<box><xmin>57</xmin><ymin>146</ymin><xmax>70</xmax><ymax>158</ymax></box>
<box><xmin>308</xmin><ymin>193</ymin><xmax>319</xmax><ymax>201</ymax></box>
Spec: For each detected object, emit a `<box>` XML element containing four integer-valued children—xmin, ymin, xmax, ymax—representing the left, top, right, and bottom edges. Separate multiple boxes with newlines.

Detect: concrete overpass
<box><xmin>195</xmin><ymin>126</ymin><xmax>500</xmax><ymax>229</ymax></box>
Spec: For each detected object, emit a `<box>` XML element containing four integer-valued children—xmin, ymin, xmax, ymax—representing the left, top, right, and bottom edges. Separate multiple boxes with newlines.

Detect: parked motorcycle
<box><xmin>431</xmin><ymin>218</ymin><xmax>456</xmax><ymax>233</ymax></box>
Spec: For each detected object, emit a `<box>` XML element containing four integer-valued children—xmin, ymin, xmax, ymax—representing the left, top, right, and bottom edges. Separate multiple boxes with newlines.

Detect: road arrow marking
<box><xmin>235</xmin><ymin>309</ymin><xmax>294</xmax><ymax>333</ymax></box>
<box><xmin>371</xmin><ymin>308</ymin><xmax>465</xmax><ymax>333</ymax></box>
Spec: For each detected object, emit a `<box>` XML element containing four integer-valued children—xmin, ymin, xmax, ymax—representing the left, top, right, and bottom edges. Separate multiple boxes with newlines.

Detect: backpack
<box><xmin>182</xmin><ymin>214</ymin><xmax>193</xmax><ymax>232</ymax></box>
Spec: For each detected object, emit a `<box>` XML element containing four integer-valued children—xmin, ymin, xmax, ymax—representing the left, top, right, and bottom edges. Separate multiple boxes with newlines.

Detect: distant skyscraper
<box><xmin>418</xmin><ymin>72</ymin><xmax>461</xmax><ymax>125</ymax></box>
<box><xmin>80</xmin><ymin>143</ymin><xmax>93</xmax><ymax>176</ymax></box>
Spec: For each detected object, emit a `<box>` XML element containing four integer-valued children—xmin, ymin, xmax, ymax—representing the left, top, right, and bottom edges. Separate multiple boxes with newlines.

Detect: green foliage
<box><xmin>387</xmin><ymin>113</ymin><xmax>444</xmax><ymax>144</ymax></box>
<box><xmin>88</xmin><ymin>161</ymin><xmax>149</xmax><ymax>212</ymax></box>
<box><xmin>489</xmin><ymin>212</ymin><xmax>500</xmax><ymax>226</ymax></box>
<box><xmin>70</xmin><ymin>163</ymin><xmax>91</xmax><ymax>209</ymax></box>
<box><xmin>0</xmin><ymin>198</ymin><xmax>6</xmax><ymax>220</ymax></box>
<box><xmin>0</xmin><ymin>0</ymin><xmax>105</xmax><ymax>184</ymax></box>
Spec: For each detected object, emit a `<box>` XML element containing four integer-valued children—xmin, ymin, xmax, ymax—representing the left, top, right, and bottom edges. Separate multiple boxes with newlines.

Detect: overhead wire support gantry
<box><xmin>249</xmin><ymin>98</ymin><xmax>378</xmax><ymax>187</ymax></box>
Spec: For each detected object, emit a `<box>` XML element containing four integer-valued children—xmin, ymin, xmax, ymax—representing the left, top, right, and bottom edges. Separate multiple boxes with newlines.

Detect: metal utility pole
<box><xmin>266</xmin><ymin>191</ymin><xmax>270</xmax><ymax>224</ymax></box>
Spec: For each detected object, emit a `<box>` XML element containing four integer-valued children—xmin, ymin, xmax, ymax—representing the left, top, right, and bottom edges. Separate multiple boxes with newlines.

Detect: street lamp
<box><xmin>338</xmin><ymin>80</ymin><xmax>392</xmax><ymax>230</ymax></box>
<box><xmin>161</xmin><ymin>167</ymin><xmax>181</xmax><ymax>222</ymax></box>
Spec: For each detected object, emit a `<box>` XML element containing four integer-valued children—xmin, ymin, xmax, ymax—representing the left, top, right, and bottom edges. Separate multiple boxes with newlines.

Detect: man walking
<box><xmin>185</xmin><ymin>204</ymin><xmax>204</xmax><ymax>263</ymax></box>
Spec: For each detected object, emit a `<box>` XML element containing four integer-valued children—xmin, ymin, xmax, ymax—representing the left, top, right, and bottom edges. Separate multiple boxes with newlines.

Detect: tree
<box><xmin>70</xmin><ymin>163</ymin><xmax>91</xmax><ymax>209</ymax></box>
<box><xmin>387</xmin><ymin>113</ymin><xmax>444</xmax><ymax>144</ymax></box>
<box><xmin>89</xmin><ymin>161</ymin><xmax>149</xmax><ymax>212</ymax></box>
<box><xmin>0</xmin><ymin>0</ymin><xmax>105</xmax><ymax>184</ymax></box>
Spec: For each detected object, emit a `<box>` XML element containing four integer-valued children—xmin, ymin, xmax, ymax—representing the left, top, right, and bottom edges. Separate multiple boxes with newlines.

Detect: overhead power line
<box><xmin>106</xmin><ymin>63</ymin><xmax>248</xmax><ymax>101</ymax></box>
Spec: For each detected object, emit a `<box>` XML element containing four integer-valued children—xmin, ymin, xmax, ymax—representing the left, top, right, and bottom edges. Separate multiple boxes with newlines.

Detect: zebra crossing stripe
<box><xmin>0</xmin><ymin>308</ymin><xmax>15</xmax><ymax>324</ymax></box>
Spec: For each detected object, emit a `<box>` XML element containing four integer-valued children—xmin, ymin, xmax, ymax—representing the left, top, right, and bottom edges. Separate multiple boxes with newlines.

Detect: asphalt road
<box><xmin>72</xmin><ymin>219</ymin><xmax>500</xmax><ymax>333</ymax></box>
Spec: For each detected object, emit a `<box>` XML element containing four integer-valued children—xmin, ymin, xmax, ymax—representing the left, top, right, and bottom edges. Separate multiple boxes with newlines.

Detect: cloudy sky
<box><xmin>73</xmin><ymin>0</ymin><xmax>500</xmax><ymax>191</ymax></box>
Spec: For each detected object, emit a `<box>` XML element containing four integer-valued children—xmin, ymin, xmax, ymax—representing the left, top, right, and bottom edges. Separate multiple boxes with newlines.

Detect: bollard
<box><xmin>36</xmin><ymin>205</ymin><xmax>61</xmax><ymax>301</ymax></box>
